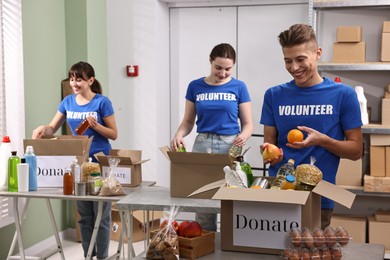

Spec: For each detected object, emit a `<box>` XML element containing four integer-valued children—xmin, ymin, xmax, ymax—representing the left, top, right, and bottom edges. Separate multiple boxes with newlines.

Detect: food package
<box><xmin>81</xmin><ymin>157</ymin><xmax>100</xmax><ymax>182</ymax></box>
<box><xmin>296</xmin><ymin>156</ymin><xmax>323</xmax><ymax>187</ymax></box>
<box><xmin>99</xmin><ymin>157</ymin><xmax>125</xmax><ymax>196</ymax></box>
<box><xmin>146</xmin><ymin>205</ymin><xmax>180</xmax><ymax>260</ymax></box>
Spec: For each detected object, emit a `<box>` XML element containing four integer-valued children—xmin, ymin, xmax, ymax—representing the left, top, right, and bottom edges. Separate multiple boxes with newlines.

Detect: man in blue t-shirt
<box><xmin>260</xmin><ymin>24</ymin><xmax>363</xmax><ymax>229</ymax></box>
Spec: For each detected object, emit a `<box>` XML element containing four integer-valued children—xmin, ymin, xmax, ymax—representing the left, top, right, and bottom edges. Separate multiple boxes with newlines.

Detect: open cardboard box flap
<box><xmin>312</xmin><ymin>180</ymin><xmax>356</xmax><ymax>209</ymax></box>
<box><xmin>95</xmin><ymin>149</ymin><xmax>150</xmax><ymax>166</ymax></box>
<box><xmin>159</xmin><ymin>146</ymin><xmax>231</xmax><ymax>166</ymax></box>
<box><xmin>24</xmin><ymin>135</ymin><xmax>93</xmax><ymax>156</ymax></box>
<box><xmin>190</xmin><ymin>179</ymin><xmax>355</xmax><ymax>208</ymax></box>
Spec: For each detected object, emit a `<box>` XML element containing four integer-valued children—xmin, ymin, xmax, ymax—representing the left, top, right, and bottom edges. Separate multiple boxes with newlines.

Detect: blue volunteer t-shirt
<box><xmin>260</xmin><ymin>77</ymin><xmax>362</xmax><ymax>209</ymax></box>
<box><xmin>186</xmin><ymin>77</ymin><xmax>251</xmax><ymax>135</ymax></box>
<box><xmin>58</xmin><ymin>94</ymin><xmax>114</xmax><ymax>159</ymax></box>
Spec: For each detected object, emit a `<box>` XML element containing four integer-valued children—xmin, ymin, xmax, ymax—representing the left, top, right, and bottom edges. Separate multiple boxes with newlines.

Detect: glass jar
<box><xmin>75</xmin><ymin>118</ymin><xmax>90</xmax><ymax>135</ymax></box>
<box><xmin>88</xmin><ymin>172</ymin><xmax>102</xmax><ymax>195</ymax></box>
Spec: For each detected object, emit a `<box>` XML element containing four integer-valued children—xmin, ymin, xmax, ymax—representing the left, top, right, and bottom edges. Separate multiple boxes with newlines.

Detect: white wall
<box><xmin>107</xmin><ymin>0</ymin><xmax>171</xmax><ymax>187</ymax></box>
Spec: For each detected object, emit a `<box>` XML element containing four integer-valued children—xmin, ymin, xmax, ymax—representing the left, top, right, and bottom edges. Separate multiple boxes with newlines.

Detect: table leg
<box><xmin>7</xmin><ymin>197</ymin><xmax>30</xmax><ymax>260</ymax></box>
<box><xmin>86</xmin><ymin>201</ymin><xmax>103</xmax><ymax>259</ymax></box>
<box><xmin>122</xmin><ymin>210</ymin><xmax>135</xmax><ymax>260</ymax></box>
<box><xmin>13</xmin><ymin>197</ymin><xmax>26</xmax><ymax>259</ymax></box>
<box><xmin>45</xmin><ymin>199</ymin><xmax>65</xmax><ymax>260</ymax></box>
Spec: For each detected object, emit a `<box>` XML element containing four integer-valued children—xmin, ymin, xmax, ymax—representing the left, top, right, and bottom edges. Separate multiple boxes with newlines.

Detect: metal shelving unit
<box><xmin>318</xmin><ymin>62</ymin><xmax>390</xmax><ymax>71</ymax></box>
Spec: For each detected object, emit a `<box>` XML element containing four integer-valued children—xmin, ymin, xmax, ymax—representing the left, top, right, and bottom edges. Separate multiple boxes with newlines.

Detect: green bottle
<box><xmin>236</xmin><ymin>155</ymin><xmax>254</xmax><ymax>187</ymax></box>
<box><xmin>8</xmin><ymin>151</ymin><xmax>20</xmax><ymax>192</ymax></box>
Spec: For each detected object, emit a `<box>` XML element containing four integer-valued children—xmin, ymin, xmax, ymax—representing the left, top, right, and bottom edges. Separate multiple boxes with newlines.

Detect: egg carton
<box><xmin>290</xmin><ymin>226</ymin><xmax>351</xmax><ymax>249</ymax></box>
<box><xmin>281</xmin><ymin>245</ymin><xmax>342</xmax><ymax>260</ymax></box>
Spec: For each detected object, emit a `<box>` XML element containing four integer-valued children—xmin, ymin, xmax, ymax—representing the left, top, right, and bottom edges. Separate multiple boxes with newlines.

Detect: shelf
<box><xmin>313</xmin><ymin>0</ymin><xmax>390</xmax><ymax>8</ymax></box>
<box><xmin>342</xmin><ymin>185</ymin><xmax>390</xmax><ymax>198</ymax></box>
<box><xmin>318</xmin><ymin>62</ymin><xmax>390</xmax><ymax>71</ymax></box>
<box><xmin>362</xmin><ymin>124</ymin><xmax>390</xmax><ymax>134</ymax></box>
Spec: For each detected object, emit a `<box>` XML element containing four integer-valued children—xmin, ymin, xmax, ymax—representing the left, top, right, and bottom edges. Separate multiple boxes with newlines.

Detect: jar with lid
<box><xmin>63</xmin><ymin>168</ymin><xmax>73</xmax><ymax>195</ymax></box>
<box><xmin>88</xmin><ymin>172</ymin><xmax>102</xmax><ymax>195</ymax></box>
<box><xmin>281</xmin><ymin>174</ymin><xmax>296</xmax><ymax>190</ymax></box>
<box><xmin>75</xmin><ymin>118</ymin><xmax>90</xmax><ymax>135</ymax></box>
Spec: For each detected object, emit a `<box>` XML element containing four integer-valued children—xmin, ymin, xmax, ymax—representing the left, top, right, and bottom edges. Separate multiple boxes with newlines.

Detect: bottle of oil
<box><xmin>270</xmin><ymin>159</ymin><xmax>295</xmax><ymax>189</ymax></box>
<box><xmin>281</xmin><ymin>174</ymin><xmax>296</xmax><ymax>190</ymax></box>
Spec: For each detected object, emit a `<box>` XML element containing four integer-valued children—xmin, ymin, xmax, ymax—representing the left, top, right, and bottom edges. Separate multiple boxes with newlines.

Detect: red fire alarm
<box><xmin>126</xmin><ymin>65</ymin><xmax>138</xmax><ymax>77</ymax></box>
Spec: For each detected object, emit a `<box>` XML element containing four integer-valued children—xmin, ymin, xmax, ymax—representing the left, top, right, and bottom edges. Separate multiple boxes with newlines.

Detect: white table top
<box><xmin>115</xmin><ymin>185</ymin><xmax>220</xmax><ymax>213</ymax></box>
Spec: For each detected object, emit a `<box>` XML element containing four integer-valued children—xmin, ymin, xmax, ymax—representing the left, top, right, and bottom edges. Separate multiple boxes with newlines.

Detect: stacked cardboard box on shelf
<box><xmin>381</xmin><ymin>21</ymin><xmax>390</xmax><ymax>62</ymax></box>
<box><xmin>365</xmin><ymin>135</ymin><xmax>390</xmax><ymax>192</ymax></box>
<box><xmin>369</xmin><ymin>210</ymin><xmax>390</xmax><ymax>250</ymax></box>
<box><xmin>381</xmin><ymin>84</ymin><xmax>390</xmax><ymax>125</ymax></box>
<box><xmin>332</xmin><ymin>26</ymin><xmax>366</xmax><ymax>63</ymax></box>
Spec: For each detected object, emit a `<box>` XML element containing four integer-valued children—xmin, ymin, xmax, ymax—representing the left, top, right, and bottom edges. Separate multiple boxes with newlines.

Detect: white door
<box><xmin>237</xmin><ymin>4</ymin><xmax>308</xmax><ymax>175</ymax></box>
<box><xmin>170</xmin><ymin>3</ymin><xmax>308</xmax><ymax>174</ymax></box>
<box><xmin>170</xmin><ymin>7</ymin><xmax>237</xmax><ymax>152</ymax></box>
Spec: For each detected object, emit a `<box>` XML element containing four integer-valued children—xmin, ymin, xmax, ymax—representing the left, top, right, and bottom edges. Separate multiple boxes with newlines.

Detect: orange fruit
<box><xmin>287</xmin><ymin>129</ymin><xmax>304</xmax><ymax>144</ymax></box>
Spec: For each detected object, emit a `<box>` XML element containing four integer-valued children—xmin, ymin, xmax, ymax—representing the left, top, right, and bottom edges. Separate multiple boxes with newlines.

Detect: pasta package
<box><xmin>296</xmin><ymin>156</ymin><xmax>323</xmax><ymax>186</ymax></box>
<box><xmin>81</xmin><ymin>157</ymin><xmax>100</xmax><ymax>182</ymax></box>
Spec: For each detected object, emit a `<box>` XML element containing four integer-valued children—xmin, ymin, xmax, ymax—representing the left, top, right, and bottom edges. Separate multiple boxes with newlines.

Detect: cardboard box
<box><xmin>336</xmin><ymin>26</ymin><xmax>362</xmax><ymax>42</ymax></box>
<box><xmin>364</xmin><ymin>175</ymin><xmax>390</xmax><ymax>193</ymax></box>
<box><xmin>386</xmin><ymin>147</ymin><xmax>390</xmax><ymax>177</ymax></box>
<box><xmin>23</xmin><ymin>135</ymin><xmax>93</xmax><ymax>187</ymax></box>
<box><xmin>211</xmin><ymin>180</ymin><xmax>355</xmax><ymax>255</ymax></box>
<box><xmin>383</xmin><ymin>21</ymin><xmax>390</xmax><ymax>33</ymax></box>
<box><xmin>336</xmin><ymin>158</ymin><xmax>363</xmax><ymax>187</ymax></box>
<box><xmin>370</xmin><ymin>146</ymin><xmax>385</xmax><ymax>177</ymax></box>
<box><xmin>160</xmin><ymin>147</ymin><xmax>230</xmax><ymax>198</ymax></box>
<box><xmin>111</xmin><ymin>208</ymin><xmax>162</xmax><ymax>243</ymax></box>
<box><xmin>382</xmin><ymin>98</ymin><xmax>390</xmax><ymax>125</ymax></box>
<box><xmin>370</xmin><ymin>134</ymin><xmax>390</xmax><ymax>146</ymax></box>
<box><xmin>381</xmin><ymin>33</ymin><xmax>390</xmax><ymax>62</ymax></box>
<box><xmin>375</xmin><ymin>210</ymin><xmax>390</xmax><ymax>222</ymax></box>
<box><xmin>151</xmin><ymin>230</ymin><xmax>215</xmax><ymax>259</ymax></box>
<box><xmin>368</xmin><ymin>216</ymin><xmax>390</xmax><ymax>250</ymax></box>
<box><xmin>332</xmin><ymin>42</ymin><xmax>366</xmax><ymax>63</ymax></box>
<box><xmin>330</xmin><ymin>214</ymin><xmax>366</xmax><ymax>243</ymax></box>
<box><xmin>95</xmin><ymin>149</ymin><xmax>150</xmax><ymax>187</ymax></box>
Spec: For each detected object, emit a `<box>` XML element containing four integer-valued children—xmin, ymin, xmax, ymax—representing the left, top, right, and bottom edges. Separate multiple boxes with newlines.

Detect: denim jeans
<box><xmin>192</xmin><ymin>133</ymin><xmax>236</xmax><ymax>231</ymax></box>
<box><xmin>76</xmin><ymin>201</ymin><xmax>112</xmax><ymax>259</ymax></box>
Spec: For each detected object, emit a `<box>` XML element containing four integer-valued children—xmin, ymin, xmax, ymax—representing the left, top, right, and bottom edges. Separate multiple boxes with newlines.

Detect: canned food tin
<box><xmin>75</xmin><ymin>182</ymin><xmax>87</xmax><ymax>196</ymax></box>
<box><xmin>250</xmin><ymin>177</ymin><xmax>270</xmax><ymax>189</ymax></box>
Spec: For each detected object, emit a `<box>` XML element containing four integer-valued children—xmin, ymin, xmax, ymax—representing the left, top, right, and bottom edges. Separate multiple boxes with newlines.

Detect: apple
<box><xmin>182</xmin><ymin>221</ymin><xmax>203</xmax><ymax>238</ymax></box>
<box><xmin>262</xmin><ymin>143</ymin><xmax>281</xmax><ymax>161</ymax></box>
<box><xmin>160</xmin><ymin>219</ymin><xmax>179</xmax><ymax>232</ymax></box>
<box><xmin>177</xmin><ymin>221</ymin><xmax>190</xmax><ymax>236</ymax></box>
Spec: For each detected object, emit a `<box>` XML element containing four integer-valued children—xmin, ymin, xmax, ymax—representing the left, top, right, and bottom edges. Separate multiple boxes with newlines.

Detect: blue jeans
<box><xmin>76</xmin><ymin>201</ymin><xmax>111</xmax><ymax>259</ymax></box>
<box><xmin>192</xmin><ymin>133</ymin><xmax>236</xmax><ymax>231</ymax></box>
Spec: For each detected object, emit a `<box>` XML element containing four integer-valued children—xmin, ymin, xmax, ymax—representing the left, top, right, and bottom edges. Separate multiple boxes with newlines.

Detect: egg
<box><xmin>324</xmin><ymin>226</ymin><xmax>336</xmax><ymax>247</ymax></box>
<box><xmin>312</xmin><ymin>228</ymin><xmax>325</xmax><ymax>247</ymax></box>
<box><xmin>335</xmin><ymin>226</ymin><xmax>350</xmax><ymax>246</ymax></box>
<box><xmin>331</xmin><ymin>247</ymin><xmax>342</xmax><ymax>260</ymax></box>
<box><xmin>302</xmin><ymin>228</ymin><xmax>314</xmax><ymax>248</ymax></box>
<box><xmin>321</xmin><ymin>248</ymin><xmax>332</xmax><ymax>260</ymax></box>
<box><xmin>290</xmin><ymin>228</ymin><xmax>302</xmax><ymax>247</ymax></box>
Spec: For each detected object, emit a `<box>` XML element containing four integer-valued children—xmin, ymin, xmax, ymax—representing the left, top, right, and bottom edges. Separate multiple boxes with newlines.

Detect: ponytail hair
<box><xmin>68</xmin><ymin>61</ymin><xmax>102</xmax><ymax>94</ymax></box>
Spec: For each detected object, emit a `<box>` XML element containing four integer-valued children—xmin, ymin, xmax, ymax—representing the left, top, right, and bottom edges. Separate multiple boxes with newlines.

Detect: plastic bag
<box><xmin>296</xmin><ymin>156</ymin><xmax>323</xmax><ymax>186</ymax></box>
<box><xmin>146</xmin><ymin>205</ymin><xmax>180</xmax><ymax>260</ymax></box>
<box><xmin>99</xmin><ymin>157</ymin><xmax>125</xmax><ymax>196</ymax></box>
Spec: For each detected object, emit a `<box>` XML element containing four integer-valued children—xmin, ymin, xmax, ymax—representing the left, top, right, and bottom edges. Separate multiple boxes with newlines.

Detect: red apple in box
<box><xmin>182</xmin><ymin>221</ymin><xmax>203</xmax><ymax>238</ymax></box>
<box><xmin>160</xmin><ymin>220</ymin><xmax>179</xmax><ymax>232</ymax></box>
<box><xmin>178</xmin><ymin>221</ymin><xmax>190</xmax><ymax>236</ymax></box>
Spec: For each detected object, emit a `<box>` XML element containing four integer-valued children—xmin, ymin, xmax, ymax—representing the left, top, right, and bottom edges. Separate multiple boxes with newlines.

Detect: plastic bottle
<box><xmin>71</xmin><ymin>158</ymin><xmax>81</xmax><ymax>183</ymax></box>
<box><xmin>236</xmin><ymin>155</ymin><xmax>254</xmax><ymax>187</ymax></box>
<box><xmin>355</xmin><ymin>86</ymin><xmax>369</xmax><ymax>125</ymax></box>
<box><xmin>75</xmin><ymin>118</ymin><xmax>90</xmax><ymax>135</ymax></box>
<box><xmin>281</xmin><ymin>174</ymin><xmax>296</xmax><ymax>190</ymax></box>
<box><xmin>8</xmin><ymin>151</ymin><xmax>20</xmax><ymax>192</ymax></box>
<box><xmin>276</xmin><ymin>159</ymin><xmax>295</xmax><ymax>178</ymax></box>
<box><xmin>17</xmin><ymin>158</ymin><xmax>29</xmax><ymax>192</ymax></box>
<box><xmin>24</xmin><ymin>145</ymin><xmax>37</xmax><ymax>191</ymax></box>
<box><xmin>0</xmin><ymin>136</ymin><xmax>13</xmax><ymax>191</ymax></box>
<box><xmin>63</xmin><ymin>168</ymin><xmax>73</xmax><ymax>195</ymax></box>
<box><xmin>270</xmin><ymin>159</ymin><xmax>295</xmax><ymax>189</ymax></box>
